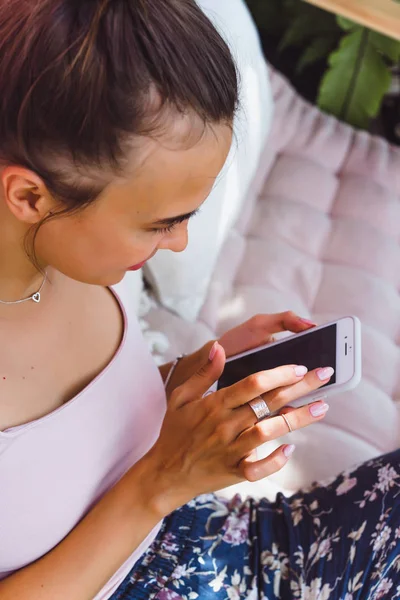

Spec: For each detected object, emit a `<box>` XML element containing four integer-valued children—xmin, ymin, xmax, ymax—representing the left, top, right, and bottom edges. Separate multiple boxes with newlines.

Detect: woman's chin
<box><xmin>89</xmin><ymin>271</ymin><xmax>128</xmax><ymax>287</ymax></box>
<box><xmin>54</xmin><ymin>267</ymin><xmax>128</xmax><ymax>288</ymax></box>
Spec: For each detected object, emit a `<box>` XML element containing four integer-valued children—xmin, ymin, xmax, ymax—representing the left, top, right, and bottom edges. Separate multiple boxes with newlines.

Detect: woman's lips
<box><xmin>127</xmin><ymin>250</ymin><xmax>157</xmax><ymax>271</ymax></box>
<box><xmin>127</xmin><ymin>261</ymin><xmax>147</xmax><ymax>271</ymax></box>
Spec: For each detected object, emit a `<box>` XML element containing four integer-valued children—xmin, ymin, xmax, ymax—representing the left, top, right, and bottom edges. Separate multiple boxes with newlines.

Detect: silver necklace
<box><xmin>0</xmin><ymin>272</ymin><xmax>48</xmax><ymax>305</ymax></box>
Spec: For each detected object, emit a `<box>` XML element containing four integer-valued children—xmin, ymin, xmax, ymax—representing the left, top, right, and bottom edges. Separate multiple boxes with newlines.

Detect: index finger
<box><xmin>222</xmin><ymin>364</ymin><xmax>308</xmax><ymax>409</ymax></box>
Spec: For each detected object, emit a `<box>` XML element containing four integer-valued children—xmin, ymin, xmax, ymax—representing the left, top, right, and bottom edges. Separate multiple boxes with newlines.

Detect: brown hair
<box><xmin>0</xmin><ymin>0</ymin><xmax>238</xmax><ymax>212</ymax></box>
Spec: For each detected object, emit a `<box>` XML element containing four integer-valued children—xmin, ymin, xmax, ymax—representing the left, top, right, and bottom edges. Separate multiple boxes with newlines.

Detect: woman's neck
<box><xmin>0</xmin><ymin>217</ymin><xmax>47</xmax><ymax>303</ymax></box>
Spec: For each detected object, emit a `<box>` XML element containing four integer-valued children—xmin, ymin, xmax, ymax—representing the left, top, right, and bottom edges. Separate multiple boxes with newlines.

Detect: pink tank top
<box><xmin>0</xmin><ymin>275</ymin><xmax>167</xmax><ymax>599</ymax></box>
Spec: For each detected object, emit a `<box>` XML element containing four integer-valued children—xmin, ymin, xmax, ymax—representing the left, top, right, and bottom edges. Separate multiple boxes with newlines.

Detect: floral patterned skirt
<box><xmin>111</xmin><ymin>450</ymin><xmax>400</xmax><ymax>599</ymax></box>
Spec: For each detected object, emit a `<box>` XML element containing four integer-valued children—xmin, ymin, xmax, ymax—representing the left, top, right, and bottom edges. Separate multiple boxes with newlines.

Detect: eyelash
<box><xmin>151</xmin><ymin>210</ymin><xmax>200</xmax><ymax>235</ymax></box>
<box><xmin>155</xmin><ymin>223</ymin><xmax>177</xmax><ymax>235</ymax></box>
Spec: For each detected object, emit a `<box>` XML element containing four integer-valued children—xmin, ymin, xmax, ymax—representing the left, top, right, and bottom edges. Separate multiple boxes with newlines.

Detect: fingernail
<box><xmin>317</xmin><ymin>367</ymin><xmax>334</xmax><ymax>381</ymax></box>
<box><xmin>209</xmin><ymin>342</ymin><xmax>218</xmax><ymax>362</ymax></box>
<box><xmin>283</xmin><ymin>444</ymin><xmax>296</xmax><ymax>458</ymax></box>
<box><xmin>299</xmin><ymin>317</ymin><xmax>317</xmax><ymax>326</ymax></box>
<box><xmin>294</xmin><ymin>365</ymin><xmax>308</xmax><ymax>377</ymax></box>
<box><xmin>310</xmin><ymin>402</ymin><xmax>330</xmax><ymax>417</ymax></box>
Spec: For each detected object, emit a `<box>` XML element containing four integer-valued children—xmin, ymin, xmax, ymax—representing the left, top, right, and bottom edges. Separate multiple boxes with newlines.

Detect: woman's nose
<box><xmin>158</xmin><ymin>224</ymin><xmax>189</xmax><ymax>253</ymax></box>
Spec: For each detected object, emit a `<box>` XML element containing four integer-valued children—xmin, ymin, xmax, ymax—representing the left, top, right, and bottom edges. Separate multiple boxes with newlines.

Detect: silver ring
<box><xmin>248</xmin><ymin>397</ymin><xmax>271</xmax><ymax>421</ymax></box>
<box><xmin>281</xmin><ymin>413</ymin><xmax>293</xmax><ymax>433</ymax></box>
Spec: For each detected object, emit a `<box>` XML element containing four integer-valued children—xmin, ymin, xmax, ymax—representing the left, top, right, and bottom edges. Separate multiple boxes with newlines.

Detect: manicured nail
<box><xmin>294</xmin><ymin>365</ymin><xmax>308</xmax><ymax>377</ymax></box>
<box><xmin>317</xmin><ymin>367</ymin><xmax>334</xmax><ymax>381</ymax></box>
<box><xmin>310</xmin><ymin>401</ymin><xmax>330</xmax><ymax>417</ymax></box>
<box><xmin>209</xmin><ymin>342</ymin><xmax>218</xmax><ymax>362</ymax></box>
<box><xmin>299</xmin><ymin>317</ymin><xmax>317</xmax><ymax>326</ymax></box>
<box><xmin>283</xmin><ymin>444</ymin><xmax>296</xmax><ymax>458</ymax></box>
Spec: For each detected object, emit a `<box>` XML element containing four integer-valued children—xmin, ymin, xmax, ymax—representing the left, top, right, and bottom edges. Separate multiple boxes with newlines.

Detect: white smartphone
<box><xmin>207</xmin><ymin>316</ymin><xmax>362</xmax><ymax>406</ymax></box>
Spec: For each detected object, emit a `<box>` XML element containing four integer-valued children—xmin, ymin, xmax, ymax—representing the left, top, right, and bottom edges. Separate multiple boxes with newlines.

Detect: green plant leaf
<box><xmin>336</xmin><ymin>16</ymin><xmax>400</xmax><ymax>62</ymax></box>
<box><xmin>336</xmin><ymin>15</ymin><xmax>359</xmax><ymax>31</ymax></box>
<box><xmin>370</xmin><ymin>31</ymin><xmax>400</xmax><ymax>62</ymax></box>
<box><xmin>296</xmin><ymin>36</ymin><xmax>338</xmax><ymax>74</ymax></box>
<box><xmin>286</xmin><ymin>0</ymin><xmax>336</xmax><ymax>23</ymax></box>
<box><xmin>318</xmin><ymin>29</ymin><xmax>392</xmax><ymax>129</ymax></box>
<box><xmin>279</xmin><ymin>14</ymin><xmax>315</xmax><ymax>51</ymax></box>
<box><xmin>279</xmin><ymin>6</ymin><xmax>340</xmax><ymax>52</ymax></box>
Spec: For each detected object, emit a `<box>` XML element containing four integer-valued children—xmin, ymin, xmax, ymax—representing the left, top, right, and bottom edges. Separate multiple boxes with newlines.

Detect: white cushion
<box><xmin>143</xmin><ymin>0</ymin><xmax>274</xmax><ymax>321</ymax></box>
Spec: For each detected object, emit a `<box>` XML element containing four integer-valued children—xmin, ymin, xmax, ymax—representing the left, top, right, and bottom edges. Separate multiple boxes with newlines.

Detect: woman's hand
<box><xmin>218</xmin><ymin>311</ymin><xmax>316</xmax><ymax>358</ymax></box>
<box><xmin>145</xmin><ymin>341</ymin><xmax>332</xmax><ymax>516</ymax></box>
<box><xmin>164</xmin><ymin>311</ymin><xmax>317</xmax><ymax>396</ymax></box>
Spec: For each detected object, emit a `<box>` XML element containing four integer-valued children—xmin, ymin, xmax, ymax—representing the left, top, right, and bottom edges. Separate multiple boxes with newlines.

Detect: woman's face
<box><xmin>34</xmin><ymin>123</ymin><xmax>232</xmax><ymax>286</ymax></box>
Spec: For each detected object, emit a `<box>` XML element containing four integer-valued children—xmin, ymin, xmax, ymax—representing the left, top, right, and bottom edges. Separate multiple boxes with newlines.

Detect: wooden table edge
<box><xmin>304</xmin><ymin>0</ymin><xmax>400</xmax><ymax>41</ymax></box>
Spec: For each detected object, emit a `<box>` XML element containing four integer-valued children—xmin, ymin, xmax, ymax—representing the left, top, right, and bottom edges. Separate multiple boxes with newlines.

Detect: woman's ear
<box><xmin>1</xmin><ymin>166</ymin><xmax>54</xmax><ymax>224</ymax></box>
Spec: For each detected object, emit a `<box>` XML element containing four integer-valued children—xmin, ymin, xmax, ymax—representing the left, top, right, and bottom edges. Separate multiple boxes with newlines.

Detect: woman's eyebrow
<box><xmin>151</xmin><ymin>208</ymin><xmax>200</xmax><ymax>227</ymax></box>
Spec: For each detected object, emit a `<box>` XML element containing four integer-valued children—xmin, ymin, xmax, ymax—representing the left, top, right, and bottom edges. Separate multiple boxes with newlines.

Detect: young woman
<box><xmin>0</xmin><ymin>1</ymin><xmax>399</xmax><ymax>599</ymax></box>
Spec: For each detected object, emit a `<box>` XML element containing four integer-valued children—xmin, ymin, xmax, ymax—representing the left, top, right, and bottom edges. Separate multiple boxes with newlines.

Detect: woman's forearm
<box><xmin>0</xmin><ymin>456</ymin><xmax>164</xmax><ymax>600</ymax></box>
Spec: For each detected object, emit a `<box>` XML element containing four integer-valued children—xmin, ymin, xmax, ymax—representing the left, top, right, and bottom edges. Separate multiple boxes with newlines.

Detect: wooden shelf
<box><xmin>304</xmin><ymin>0</ymin><xmax>400</xmax><ymax>41</ymax></box>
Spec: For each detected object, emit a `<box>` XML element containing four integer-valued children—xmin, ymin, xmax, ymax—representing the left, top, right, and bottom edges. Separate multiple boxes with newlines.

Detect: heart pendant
<box><xmin>32</xmin><ymin>293</ymin><xmax>41</xmax><ymax>303</ymax></box>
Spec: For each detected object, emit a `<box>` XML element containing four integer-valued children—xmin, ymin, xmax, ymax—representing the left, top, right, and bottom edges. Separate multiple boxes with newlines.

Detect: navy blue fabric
<box><xmin>111</xmin><ymin>450</ymin><xmax>400</xmax><ymax>599</ymax></box>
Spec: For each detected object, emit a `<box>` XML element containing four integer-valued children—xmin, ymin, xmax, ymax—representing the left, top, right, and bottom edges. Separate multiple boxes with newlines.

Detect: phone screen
<box><xmin>217</xmin><ymin>324</ymin><xmax>337</xmax><ymax>390</ymax></box>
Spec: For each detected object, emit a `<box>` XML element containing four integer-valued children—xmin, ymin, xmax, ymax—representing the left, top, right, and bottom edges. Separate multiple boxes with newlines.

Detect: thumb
<box><xmin>173</xmin><ymin>341</ymin><xmax>226</xmax><ymax>408</ymax></box>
